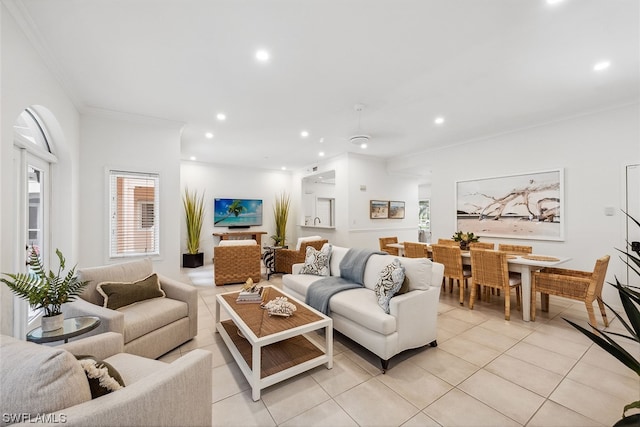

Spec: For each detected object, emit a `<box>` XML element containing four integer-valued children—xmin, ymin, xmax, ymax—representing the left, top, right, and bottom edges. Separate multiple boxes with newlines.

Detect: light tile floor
<box><xmin>168</xmin><ymin>265</ymin><xmax>639</xmax><ymax>427</ymax></box>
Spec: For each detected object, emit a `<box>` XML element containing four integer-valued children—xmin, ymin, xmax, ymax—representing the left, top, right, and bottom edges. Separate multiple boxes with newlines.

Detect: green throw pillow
<box><xmin>74</xmin><ymin>355</ymin><xmax>125</xmax><ymax>398</ymax></box>
<box><xmin>96</xmin><ymin>273</ymin><xmax>165</xmax><ymax>310</ymax></box>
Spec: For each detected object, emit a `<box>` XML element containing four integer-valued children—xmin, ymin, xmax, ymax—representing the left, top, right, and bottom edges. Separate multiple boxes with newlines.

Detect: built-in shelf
<box><xmin>300</xmin><ymin>225</ymin><xmax>335</xmax><ymax>230</ymax></box>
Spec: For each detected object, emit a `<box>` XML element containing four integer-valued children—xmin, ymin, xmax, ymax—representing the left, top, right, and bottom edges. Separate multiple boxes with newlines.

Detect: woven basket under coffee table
<box><xmin>215</xmin><ymin>286</ymin><xmax>333</xmax><ymax>401</ymax></box>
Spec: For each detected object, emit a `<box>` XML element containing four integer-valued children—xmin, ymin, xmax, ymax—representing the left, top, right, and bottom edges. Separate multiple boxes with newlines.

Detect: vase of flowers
<box><xmin>452</xmin><ymin>231</ymin><xmax>479</xmax><ymax>250</ymax></box>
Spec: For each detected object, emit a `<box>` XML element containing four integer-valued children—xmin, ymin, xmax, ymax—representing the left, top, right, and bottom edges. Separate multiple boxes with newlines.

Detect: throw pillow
<box><xmin>300</xmin><ymin>243</ymin><xmax>332</xmax><ymax>276</ymax></box>
<box><xmin>75</xmin><ymin>355</ymin><xmax>125</xmax><ymax>399</ymax></box>
<box><xmin>96</xmin><ymin>273</ymin><xmax>165</xmax><ymax>310</ymax></box>
<box><xmin>374</xmin><ymin>259</ymin><xmax>405</xmax><ymax>313</ymax></box>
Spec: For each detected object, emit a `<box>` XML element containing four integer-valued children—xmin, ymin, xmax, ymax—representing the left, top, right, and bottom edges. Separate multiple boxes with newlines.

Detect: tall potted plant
<box><xmin>1</xmin><ymin>248</ymin><xmax>88</xmax><ymax>332</ymax></box>
<box><xmin>271</xmin><ymin>192</ymin><xmax>291</xmax><ymax>247</ymax></box>
<box><xmin>564</xmin><ymin>211</ymin><xmax>639</xmax><ymax>426</ymax></box>
<box><xmin>182</xmin><ymin>188</ymin><xmax>205</xmax><ymax>268</ymax></box>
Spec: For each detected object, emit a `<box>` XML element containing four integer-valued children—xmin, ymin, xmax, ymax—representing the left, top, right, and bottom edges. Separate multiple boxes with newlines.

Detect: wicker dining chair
<box><xmin>214</xmin><ymin>240</ymin><xmax>262</xmax><ymax>286</ymax></box>
<box><xmin>469</xmin><ymin>249</ymin><xmax>521</xmax><ymax>320</ymax></box>
<box><xmin>437</xmin><ymin>239</ymin><xmax>458</xmax><ymax>246</ymax></box>
<box><xmin>379</xmin><ymin>237</ymin><xmax>399</xmax><ymax>256</ymax></box>
<box><xmin>498</xmin><ymin>244</ymin><xmax>533</xmax><ymax>255</ymax></box>
<box><xmin>531</xmin><ymin>255</ymin><xmax>610</xmax><ymax>327</ymax></box>
<box><xmin>404</xmin><ymin>242</ymin><xmax>429</xmax><ymax>258</ymax></box>
<box><xmin>431</xmin><ymin>244</ymin><xmax>471</xmax><ymax>305</ymax></box>
<box><xmin>469</xmin><ymin>242</ymin><xmax>495</xmax><ymax>250</ymax></box>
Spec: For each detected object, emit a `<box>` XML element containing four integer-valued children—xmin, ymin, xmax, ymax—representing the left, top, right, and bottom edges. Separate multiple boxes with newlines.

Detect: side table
<box><xmin>26</xmin><ymin>315</ymin><xmax>101</xmax><ymax>344</ymax></box>
<box><xmin>263</xmin><ymin>245</ymin><xmax>287</xmax><ymax>279</ymax></box>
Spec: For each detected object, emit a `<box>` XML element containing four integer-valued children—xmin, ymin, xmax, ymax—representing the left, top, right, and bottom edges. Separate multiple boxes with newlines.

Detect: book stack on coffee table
<box><xmin>236</xmin><ymin>286</ymin><xmax>264</xmax><ymax>304</ymax></box>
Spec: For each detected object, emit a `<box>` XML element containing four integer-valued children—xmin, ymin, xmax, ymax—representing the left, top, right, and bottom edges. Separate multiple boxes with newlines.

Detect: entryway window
<box><xmin>108</xmin><ymin>170</ymin><xmax>160</xmax><ymax>258</ymax></box>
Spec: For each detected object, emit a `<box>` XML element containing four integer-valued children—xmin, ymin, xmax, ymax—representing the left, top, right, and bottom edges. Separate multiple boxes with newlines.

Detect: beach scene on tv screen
<box><xmin>214</xmin><ymin>198</ymin><xmax>263</xmax><ymax>226</ymax></box>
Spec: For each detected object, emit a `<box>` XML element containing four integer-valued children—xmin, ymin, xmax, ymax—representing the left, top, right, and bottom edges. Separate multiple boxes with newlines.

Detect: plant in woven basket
<box><xmin>271</xmin><ymin>192</ymin><xmax>290</xmax><ymax>247</ymax></box>
<box><xmin>564</xmin><ymin>211</ymin><xmax>639</xmax><ymax>426</ymax></box>
<box><xmin>1</xmin><ymin>248</ymin><xmax>88</xmax><ymax>317</ymax></box>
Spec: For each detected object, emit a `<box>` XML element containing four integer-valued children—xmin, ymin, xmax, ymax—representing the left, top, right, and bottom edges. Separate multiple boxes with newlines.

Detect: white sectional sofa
<box><xmin>282</xmin><ymin>245</ymin><xmax>444</xmax><ymax>371</ymax></box>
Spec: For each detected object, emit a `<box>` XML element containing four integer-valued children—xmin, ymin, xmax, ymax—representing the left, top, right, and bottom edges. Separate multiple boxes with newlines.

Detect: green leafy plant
<box><xmin>1</xmin><ymin>248</ymin><xmax>88</xmax><ymax>317</ymax></box>
<box><xmin>564</xmin><ymin>211</ymin><xmax>640</xmax><ymax>427</ymax></box>
<box><xmin>183</xmin><ymin>188</ymin><xmax>205</xmax><ymax>254</ymax></box>
<box><xmin>452</xmin><ymin>231</ymin><xmax>479</xmax><ymax>243</ymax></box>
<box><xmin>271</xmin><ymin>192</ymin><xmax>291</xmax><ymax>246</ymax></box>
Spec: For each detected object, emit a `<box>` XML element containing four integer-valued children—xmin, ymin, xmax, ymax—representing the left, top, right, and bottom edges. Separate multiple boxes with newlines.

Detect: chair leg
<box><xmin>459</xmin><ymin>278</ymin><xmax>465</xmax><ymax>305</ymax></box>
<box><xmin>504</xmin><ymin>287</ymin><xmax>511</xmax><ymax>321</ymax></box>
<box><xmin>541</xmin><ymin>293</ymin><xmax>550</xmax><ymax>312</ymax></box>
<box><xmin>597</xmin><ymin>298</ymin><xmax>609</xmax><ymax>327</ymax></box>
<box><xmin>531</xmin><ymin>290</ymin><xmax>537</xmax><ymax>321</ymax></box>
<box><xmin>585</xmin><ymin>303</ymin><xmax>598</xmax><ymax>328</ymax></box>
<box><xmin>516</xmin><ymin>286</ymin><xmax>521</xmax><ymax>311</ymax></box>
<box><xmin>469</xmin><ymin>282</ymin><xmax>476</xmax><ymax>310</ymax></box>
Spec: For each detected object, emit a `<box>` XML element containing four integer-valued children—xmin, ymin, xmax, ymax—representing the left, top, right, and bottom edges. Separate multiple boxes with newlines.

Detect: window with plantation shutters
<box><xmin>109</xmin><ymin>170</ymin><xmax>160</xmax><ymax>258</ymax></box>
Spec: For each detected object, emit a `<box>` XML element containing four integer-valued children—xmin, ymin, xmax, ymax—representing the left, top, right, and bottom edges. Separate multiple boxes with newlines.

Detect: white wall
<box><xmin>389</xmin><ymin>103</ymin><xmax>640</xmax><ymax>306</ymax></box>
<box><xmin>79</xmin><ymin>111</ymin><xmax>183</xmax><ymax>278</ymax></box>
<box><xmin>180</xmin><ymin>161</ymin><xmax>293</xmax><ymax>263</ymax></box>
<box><xmin>1</xmin><ymin>5</ymin><xmax>82</xmax><ymax>335</ymax></box>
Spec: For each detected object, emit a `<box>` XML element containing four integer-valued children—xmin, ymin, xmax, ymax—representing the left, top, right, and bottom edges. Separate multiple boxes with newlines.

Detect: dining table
<box><xmin>385</xmin><ymin>242</ymin><xmax>570</xmax><ymax>321</ymax></box>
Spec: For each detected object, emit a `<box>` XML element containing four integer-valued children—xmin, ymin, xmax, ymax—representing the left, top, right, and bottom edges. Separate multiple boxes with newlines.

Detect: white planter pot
<box><xmin>41</xmin><ymin>313</ymin><xmax>64</xmax><ymax>332</ymax></box>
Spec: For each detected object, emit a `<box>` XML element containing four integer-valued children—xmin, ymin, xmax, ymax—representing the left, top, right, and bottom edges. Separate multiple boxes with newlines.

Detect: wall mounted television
<box><xmin>214</xmin><ymin>198</ymin><xmax>263</xmax><ymax>227</ymax></box>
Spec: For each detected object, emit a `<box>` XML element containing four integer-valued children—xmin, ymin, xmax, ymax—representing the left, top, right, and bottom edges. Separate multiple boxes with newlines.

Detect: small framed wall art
<box><xmin>370</xmin><ymin>200</ymin><xmax>389</xmax><ymax>219</ymax></box>
<box><xmin>389</xmin><ymin>201</ymin><xmax>405</xmax><ymax>219</ymax></box>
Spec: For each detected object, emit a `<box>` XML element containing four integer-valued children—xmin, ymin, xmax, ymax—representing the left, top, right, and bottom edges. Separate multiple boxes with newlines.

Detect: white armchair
<box><xmin>62</xmin><ymin>258</ymin><xmax>198</xmax><ymax>359</ymax></box>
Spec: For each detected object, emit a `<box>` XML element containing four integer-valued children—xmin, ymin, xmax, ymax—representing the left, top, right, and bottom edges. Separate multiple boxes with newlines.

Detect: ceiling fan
<box><xmin>349</xmin><ymin>103</ymin><xmax>371</xmax><ymax>149</ymax></box>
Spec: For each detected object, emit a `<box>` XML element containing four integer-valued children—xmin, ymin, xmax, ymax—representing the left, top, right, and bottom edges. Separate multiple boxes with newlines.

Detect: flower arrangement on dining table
<box><xmin>452</xmin><ymin>231</ymin><xmax>479</xmax><ymax>250</ymax></box>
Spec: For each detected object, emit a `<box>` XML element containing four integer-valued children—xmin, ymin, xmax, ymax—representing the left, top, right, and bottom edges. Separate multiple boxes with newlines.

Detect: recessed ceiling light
<box><xmin>301</xmin><ymin>130</ymin><xmax>309</xmax><ymax>138</ymax></box>
<box><xmin>189</xmin><ymin>156</ymin><xmax>196</xmax><ymax>161</ymax></box>
<box><xmin>205</xmin><ymin>132</ymin><xmax>214</xmax><ymax>139</ymax></box>
<box><xmin>546</xmin><ymin>0</ymin><xmax>564</xmax><ymax>5</ymax></box>
<box><xmin>593</xmin><ymin>60</ymin><xmax>611</xmax><ymax>72</ymax></box>
<box><xmin>360</xmin><ymin>143</ymin><xmax>367</xmax><ymax>149</ymax></box>
<box><xmin>216</xmin><ymin>113</ymin><xmax>226</xmax><ymax>121</ymax></box>
<box><xmin>281</xmin><ymin>166</ymin><xmax>286</xmax><ymax>171</ymax></box>
<box><xmin>319</xmin><ymin>151</ymin><xmax>325</xmax><ymax>157</ymax></box>
<box><xmin>256</xmin><ymin>49</ymin><xmax>270</xmax><ymax>62</ymax></box>
<box><xmin>434</xmin><ymin>116</ymin><xmax>445</xmax><ymax>125</ymax></box>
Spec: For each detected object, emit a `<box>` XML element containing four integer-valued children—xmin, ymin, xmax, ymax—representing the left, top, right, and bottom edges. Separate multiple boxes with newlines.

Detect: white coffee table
<box><xmin>215</xmin><ymin>286</ymin><xmax>333</xmax><ymax>401</ymax></box>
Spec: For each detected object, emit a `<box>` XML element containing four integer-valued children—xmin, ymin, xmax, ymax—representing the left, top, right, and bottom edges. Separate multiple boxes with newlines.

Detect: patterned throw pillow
<box><xmin>300</xmin><ymin>243</ymin><xmax>332</xmax><ymax>276</ymax></box>
<box><xmin>374</xmin><ymin>259</ymin><xmax>406</xmax><ymax>313</ymax></box>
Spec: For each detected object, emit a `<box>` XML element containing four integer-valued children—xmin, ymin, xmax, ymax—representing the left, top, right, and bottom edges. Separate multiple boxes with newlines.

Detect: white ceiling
<box><xmin>7</xmin><ymin>0</ymin><xmax>639</xmax><ymax>178</ymax></box>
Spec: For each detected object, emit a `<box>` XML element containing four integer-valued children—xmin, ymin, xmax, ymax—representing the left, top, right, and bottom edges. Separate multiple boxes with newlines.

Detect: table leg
<box><xmin>214</xmin><ymin>299</ymin><xmax>221</xmax><ymax>332</ymax></box>
<box><xmin>252</xmin><ymin>344</ymin><xmax>261</xmax><ymax>401</ymax></box>
<box><xmin>521</xmin><ymin>267</ymin><xmax>532</xmax><ymax>322</ymax></box>
<box><xmin>326</xmin><ymin>324</ymin><xmax>333</xmax><ymax>369</ymax></box>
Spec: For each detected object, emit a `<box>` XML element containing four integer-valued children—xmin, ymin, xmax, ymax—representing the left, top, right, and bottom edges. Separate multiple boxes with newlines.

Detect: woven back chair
<box><xmin>531</xmin><ymin>255</ymin><xmax>610</xmax><ymax>327</ymax></box>
<box><xmin>379</xmin><ymin>237</ymin><xmax>399</xmax><ymax>256</ymax></box>
<box><xmin>403</xmin><ymin>242</ymin><xmax>429</xmax><ymax>258</ymax></box>
<box><xmin>437</xmin><ymin>239</ymin><xmax>458</xmax><ymax>246</ymax></box>
<box><xmin>469</xmin><ymin>242</ymin><xmax>495</xmax><ymax>250</ymax></box>
<box><xmin>431</xmin><ymin>244</ymin><xmax>470</xmax><ymax>305</ymax></box>
<box><xmin>469</xmin><ymin>249</ymin><xmax>521</xmax><ymax>320</ymax></box>
<box><xmin>498</xmin><ymin>244</ymin><xmax>533</xmax><ymax>254</ymax></box>
<box><xmin>274</xmin><ymin>239</ymin><xmax>328</xmax><ymax>274</ymax></box>
<box><xmin>214</xmin><ymin>241</ymin><xmax>262</xmax><ymax>286</ymax></box>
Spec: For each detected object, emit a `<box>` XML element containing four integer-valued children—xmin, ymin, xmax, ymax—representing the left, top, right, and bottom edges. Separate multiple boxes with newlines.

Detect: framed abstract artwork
<box><xmin>370</xmin><ymin>200</ymin><xmax>389</xmax><ymax>219</ymax></box>
<box><xmin>455</xmin><ymin>169</ymin><xmax>564</xmax><ymax>241</ymax></box>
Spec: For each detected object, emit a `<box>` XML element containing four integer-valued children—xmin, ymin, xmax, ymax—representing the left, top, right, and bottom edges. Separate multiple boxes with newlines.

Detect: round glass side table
<box><xmin>26</xmin><ymin>315</ymin><xmax>101</xmax><ymax>344</ymax></box>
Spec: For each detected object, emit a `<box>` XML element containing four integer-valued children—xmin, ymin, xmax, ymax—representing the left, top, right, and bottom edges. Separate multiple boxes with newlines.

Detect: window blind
<box><xmin>109</xmin><ymin>170</ymin><xmax>160</xmax><ymax>258</ymax></box>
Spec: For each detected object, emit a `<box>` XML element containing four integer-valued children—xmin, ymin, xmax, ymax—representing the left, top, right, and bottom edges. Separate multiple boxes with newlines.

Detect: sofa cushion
<box><xmin>329</xmin><ymin>288</ymin><xmax>397</xmax><ymax>335</ymax></box>
<box><xmin>75</xmin><ymin>356</ymin><xmax>125</xmax><ymax>398</ymax></box>
<box><xmin>120</xmin><ymin>297</ymin><xmax>188</xmax><ymax>342</ymax></box>
<box><xmin>104</xmin><ymin>352</ymin><xmax>168</xmax><ymax>384</ymax></box>
<box><xmin>300</xmin><ymin>243</ymin><xmax>332</xmax><ymax>276</ymax></box>
<box><xmin>219</xmin><ymin>239</ymin><xmax>257</xmax><ymax>246</ymax></box>
<box><xmin>0</xmin><ymin>335</ymin><xmax>92</xmax><ymax>423</ymax></box>
<box><xmin>295</xmin><ymin>235</ymin><xmax>322</xmax><ymax>250</ymax></box>
<box><xmin>282</xmin><ymin>272</ymin><xmax>324</xmax><ymax>297</ymax></box>
<box><xmin>363</xmin><ymin>254</ymin><xmax>397</xmax><ymax>291</ymax></box>
<box><xmin>97</xmin><ymin>273</ymin><xmax>166</xmax><ymax>310</ymax></box>
<box><xmin>398</xmin><ymin>257</ymin><xmax>433</xmax><ymax>290</ymax></box>
<box><xmin>374</xmin><ymin>259</ymin><xmax>405</xmax><ymax>313</ymax></box>
<box><xmin>329</xmin><ymin>246</ymin><xmax>349</xmax><ymax>276</ymax></box>
<box><xmin>78</xmin><ymin>258</ymin><xmax>154</xmax><ymax>306</ymax></box>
